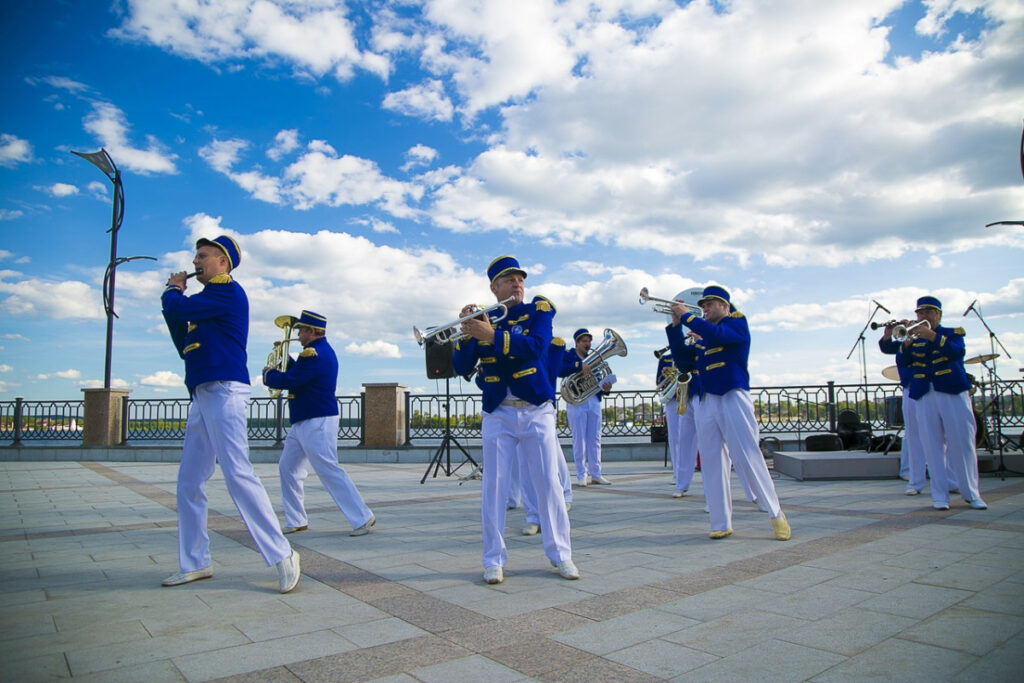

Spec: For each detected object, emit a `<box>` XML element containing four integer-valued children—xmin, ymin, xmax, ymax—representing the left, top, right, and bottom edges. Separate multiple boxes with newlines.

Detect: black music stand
<box><xmin>420</xmin><ymin>340</ymin><xmax>478</xmax><ymax>484</ymax></box>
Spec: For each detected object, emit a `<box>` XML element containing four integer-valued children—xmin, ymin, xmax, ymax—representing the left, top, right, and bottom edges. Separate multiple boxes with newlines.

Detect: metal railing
<box><xmin>3</xmin><ymin>380</ymin><xmax>1022</xmax><ymax>447</ymax></box>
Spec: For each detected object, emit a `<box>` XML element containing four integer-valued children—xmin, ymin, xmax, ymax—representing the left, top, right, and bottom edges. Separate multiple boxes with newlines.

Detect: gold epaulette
<box><xmin>533</xmin><ymin>296</ymin><xmax>553</xmax><ymax>313</ymax></box>
<box><xmin>953</xmin><ymin>327</ymin><xmax>966</xmax><ymax>336</ymax></box>
<box><xmin>299</xmin><ymin>348</ymin><xmax>317</xmax><ymax>358</ymax></box>
<box><xmin>208</xmin><ymin>273</ymin><xmax>232</xmax><ymax>284</ymax></box>
<box><xmin>729</xmin><ymin>311</ymin><xmax>744</xmax><ymax>318</ymax></box>
<box><xmin>552</xmin><ymin>337</ymin><xmax>566</xmax><ymax>347</ymax></box>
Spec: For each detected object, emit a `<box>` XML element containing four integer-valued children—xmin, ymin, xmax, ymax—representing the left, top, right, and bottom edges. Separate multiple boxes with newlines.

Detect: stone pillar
<box><xmin>81</xmin><ymin>388</ymin><xmax>131</xmax><ymax>447</ymax></box>
<box><xmin>362</xmin><ymin>383</ymin><xmax>407</xmax><ymax>447</ymax></box>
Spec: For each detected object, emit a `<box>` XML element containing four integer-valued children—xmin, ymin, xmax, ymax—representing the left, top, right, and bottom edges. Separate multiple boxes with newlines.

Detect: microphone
<box><xmin>963</xmin><ymin>299</ymin><xmax>977</xmax><ymax>317</ymax></box>
<box><xmin>872</xmin><ymin>300</ymin><xmax>891</xmax><ymax>314</ymax></box>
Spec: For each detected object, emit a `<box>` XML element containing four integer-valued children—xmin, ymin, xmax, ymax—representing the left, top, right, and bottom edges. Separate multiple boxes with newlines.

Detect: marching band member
<box><xmin>452</xmin><ymin>256</ymin><xmax>578</xmax><ymax>584</ymax></box>
<box><xmin>161</xmin><ymin>235</ymin><xmax>299</xmax><ymax>593</ymax></box>
<box><xmin>879</xmin><ymin>320</ymin><xmax>926</xmax><ymax>496</ymax></box>
<box><xmin>660</xmin><ymin>340</ymin><xmax>700</xmax><ymax>499</ymax></box>
<box><xmin>903</xmin><ymin>297</ymin><xmax>987</xmax><ymax>510</ymax></box>
<box><xmin>263</xmin><ymin>311</ymin><xmax>376</xmax><ymax>537</ymax></box>
<box><xmin>669</xmin><ymin>286</ymin><xmax>790</xmax><ymax>541</ymax></box>
<box><xmin>560</xmin><ymin>328</ymin><xmax>616</xmax><ymax>486</ymax></box>
<box><xmin>520</xmin><ymin>335</ymin><xmax>575</xmax><ymax>537</ymax></box>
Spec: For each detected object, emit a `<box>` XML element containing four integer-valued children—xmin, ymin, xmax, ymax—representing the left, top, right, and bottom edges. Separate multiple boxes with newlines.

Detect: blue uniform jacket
<box><xmin>453</xmin><ymin>296</ymin><xmax>555</xmax><ymax>413</ymax></box>
<box><xmin>263</xmin><ymin>336</ymin><xmax>340</xmax><ymax>424</ymax></box>
<box><xmin>664</xmin><ymin>332</ymin><xmax>702</xmax><ymax>399</ymax></box>
<box><xmin>878</xmin><ymin>337</ymin><xmax>912</xmax><ymax>388</ymax></box>
<box><xmin>671</xmin><ymin>312</ymin><xmax>750</xmax><ymax>396</ymax></box>
<box><xmin>904</xmin><ymin>325</ymin><xmax>971</xmax><ymax>399</ymax></box>
<box><xmin>161</xmin><ymin>274</ymin><xmax>249</xmax><ymax>391</ymax></box>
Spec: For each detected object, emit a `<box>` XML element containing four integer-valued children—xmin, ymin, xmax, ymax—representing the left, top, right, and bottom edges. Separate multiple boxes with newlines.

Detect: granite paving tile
<box><xmin>777</xmin><ymin>606</ymin><xmax>918</xmax><ymax>656</ymax></box>
<box><xmin>810</xmin><ymin>637</ymin><xmax>977</xmax><ymax>682</ymax></box>
<box><xmin>680</xmin><ymin>638</ymin><xmax>848</xmax><ymax>682</ymax></box>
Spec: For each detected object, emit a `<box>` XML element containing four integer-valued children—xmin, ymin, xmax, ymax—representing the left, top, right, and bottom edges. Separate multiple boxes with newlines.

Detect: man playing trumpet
<box><xmin>452</xmin><ymin>256</ymin><xmax>578</xmax><ymax>585</ymax></box>
<box><xmin>263</xmin><ymin>311</ymin><xmax>376</xmax><ymax>537</ymax></box>
<box><xmin>669</xmin><ymin>286</ymin><xmax>790</xmax><ymax>541</ymax></box>
<box><xmin>161</xmin><ymin>235</ymin><xmax>300</xmax><ymax>593</ymax></box>
<box><xmin>889</xmin><ymin>296</ymin><xmax>987</xmax><ymax>511</ymax></box>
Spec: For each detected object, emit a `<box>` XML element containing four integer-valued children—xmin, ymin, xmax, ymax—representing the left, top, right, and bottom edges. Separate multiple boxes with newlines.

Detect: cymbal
<box><xmin>965</xmin><ymin>353</ymin><xmax>999</xmax><ymax>365</ymax></box>
<box><xmin>881</xmin><ymin>365</ymin><xmax>901</xmax><ymax>381</ymax></box>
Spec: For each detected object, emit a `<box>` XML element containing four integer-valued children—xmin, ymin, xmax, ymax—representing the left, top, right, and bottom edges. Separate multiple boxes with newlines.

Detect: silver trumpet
<box><xmin>414</xmin><ymin>296</ymin><xmax>517</xmax><ymax>346</ymax></box>
<box><xmin>559</xmin><ymin>328</ymin><xmax>628</xmax><ymax>405</ymax></box>
<box><xmin>639</xmin><ymin>287</ymin><xmax>702</xmax><ymax>317</ymax></box>
<box><xmin>892</xmin><ymin>319</ymin><xmax>931</xmax><ymax>342</ymax></box>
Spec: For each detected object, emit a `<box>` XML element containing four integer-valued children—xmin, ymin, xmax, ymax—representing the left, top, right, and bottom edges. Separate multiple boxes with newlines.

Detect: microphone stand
<box><xmin>847</xmin><ymin>300</ymin><xmax>890</xmax><ymax>424</ymax></box>
<box><xmin>964</xmin><ymin>302</ymin><xmax>1020</xmax><ymax>478</ymax></box>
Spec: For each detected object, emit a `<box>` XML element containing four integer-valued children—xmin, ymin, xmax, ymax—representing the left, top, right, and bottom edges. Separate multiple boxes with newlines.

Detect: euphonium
<box><xmin>559</xmin><ymin>328</ymin><xmax>628</xmax><ymax>405</ymax></box>
<box><xmin>655</xmin><ymin>367</ymin><xmax>679</xmax><ymax>404</ymax></box>
<box><xmin>266</xmin><ymin>314</ymin><xmax>299</xmax><ymax>398</ymax></box>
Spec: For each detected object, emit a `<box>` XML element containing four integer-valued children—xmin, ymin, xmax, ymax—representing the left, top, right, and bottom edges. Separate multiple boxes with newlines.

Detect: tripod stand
<box><xmin>420</xmin><ymin>377</ymin><xmax>479</xmax><ymax>484</ymax></box>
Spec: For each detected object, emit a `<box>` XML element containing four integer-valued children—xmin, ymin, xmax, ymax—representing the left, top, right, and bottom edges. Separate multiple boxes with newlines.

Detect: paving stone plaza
<box><xmin>2</xmin><ymin>458</ymin><xmax>1024</xmax><ymax>682</ymax></box>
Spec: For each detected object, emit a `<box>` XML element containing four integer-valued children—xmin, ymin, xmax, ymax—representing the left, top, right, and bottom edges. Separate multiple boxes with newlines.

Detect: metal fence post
<box><xmin>120</xmin><ymin>396</ymin><xmax>130</xmax><ymax>445</ymax></box>
<box><xmin>358</xmin><ymin>392</ymin><xmax>366</xmax><ymax>446</ymax></box>
<box><xmin>13</xmin><ymin>396</ymin><xmax>23</xmax><ymax>446</ymax></box>
<box><xmin>274</xmin><ymin>395</ymin><xmax>285</xmax><ymax>447</ymax></box>
<box><xmin>403</xmin><ymin>390</ymin><xmax>412</xmax><ymax>446</ymax></box>
<box><xmin>827</xmin><ymin>381</ymin><xmax>837</xmax><ymax>433</ymax></box>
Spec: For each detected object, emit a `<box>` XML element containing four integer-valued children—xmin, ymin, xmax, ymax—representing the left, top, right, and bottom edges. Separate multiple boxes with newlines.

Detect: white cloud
<box><xmin>0</xmin><ymin>209</ymin><xmax>24</xmax><ymax>221</ymax></box>
<box><xmin>111</xmin><ymin>0</ymin><xmax>385</xmax><ymax>80</ymax></box>
<box><xmin>0</xmin><ymin>364</ymin><xmax>12</xmax><ymax>372</ymax></box>
<box><xmin>86</xmin><ymin>181</ymin><xmax>108</xmax><ymax>200</ymax></box>
<box><xmin>383</xmin><ymin>79</ymin><xmax>453</xmax><ymax>121</ymax></box>
<box><xmin>140</xmin><ymin>370</ymin><xmax>184</xmax><ymax>387</ymax></box>
<box><xmin>45</xmin><ymin>183</ymin><xmax>80</xmax><ymax>197</ymax></box>
<box><xmin>83</xmin><ymin>102</ymin><xmax>178</xmax><ymax>174</ymax></box>
<box><xmin>401</xmin><ymin>143</ymin><xmax>439</xmax><ymax>172</ymax></box>
<box><xmin>267</xmin><ymin>128</ymin><xmax>300</xmax><ymax>161</ymax></box>
<box><xmin>0</xmin><ymin>271</ymin><xmax>103</xmax><ymax>319</ymax></box>
<box><xmin>345</xmin><ymin>340</ymin><xmax>402</xmax><ymax>358</ymax></box>
<box><xmin>0</xmin><ymin>133</ymin><xmax>33</xmax><ymax>167</ymax></box>
<box><xmin>76</xmin><ymin>377</ymin><xmax>130</xmax><ymax>389</ymax></box>
<box><xmin>36</xmin><ymin>369</ymin><xmax>82</xmax><ymax>380</ymax></box>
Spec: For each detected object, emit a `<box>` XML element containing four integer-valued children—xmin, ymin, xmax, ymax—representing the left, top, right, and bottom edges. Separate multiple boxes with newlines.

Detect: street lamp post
<box><xmin>71</xmin><ymin>148</ymin><xmax>153</xmax><ymax>389</ymax></box>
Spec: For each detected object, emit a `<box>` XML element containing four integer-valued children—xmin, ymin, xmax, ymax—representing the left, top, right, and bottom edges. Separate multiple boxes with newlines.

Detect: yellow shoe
<box><xmin>709</xmin><ymin>529</ymin><xmax>733</xmax><ymax>539</ymax></box>
<box><xmin>771</xmin><ymin>511</ymin><xmax>791</xmax><ymax>541</ymax></box>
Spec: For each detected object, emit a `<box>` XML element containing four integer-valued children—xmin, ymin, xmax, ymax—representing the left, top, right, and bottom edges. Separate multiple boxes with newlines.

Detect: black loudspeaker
<box><xmin>650</xmin><ymin>424</ymin><xmax>667</xmax><ymax>443</ymax></box>
<box><xmin>804</xmin><ymin>433</ymin><xmax>844</xmax><ymax>451</ymax></box>
<box><xmin>424</xmin><ymin>338</ymin><xmax>456</xmax><ymax>379</ymax></box>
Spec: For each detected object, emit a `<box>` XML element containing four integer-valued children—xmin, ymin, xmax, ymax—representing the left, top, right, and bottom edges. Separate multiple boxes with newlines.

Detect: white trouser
<box><xmin>522</xmin><ymin>430</ymin><xmax>572</xmax><ymax>525</ymax></box>
<box><xmin>177</xmin><ymin>381</ymin><xmax>290</xmax><ymax>572</ymax></box>
<box><xmin>666</xmin><ymin>396</ymin><xmax>700</xmax><ymax>492</ymax></box>
<box><xmin>901</xmin><ymin>390</ymin><xmax>926</xmax><ymax>491</ymax></box>
<box><xmin>506</xmin><ymin>450</ymin><xmax>522</xmax><ymax>509</ymax></box>
<box><xmin>279</xmin><ymin>415</ymin><xmax>373</xmax><ymax>530</ymax></box>
<box><xmin>481</xmin><ymin>402</ymin><xmax>572</xmax><ymax>568</ymax></box>
<box><xmin>916</xmin><ymin>390</ymin><xmax>981</xmax><ymax>505</ymax></box>
<box><xmin>566</xmin><ymin>396</ymin><xmax>603</xmax><ymax>479</ymax></box>
<box><xmin>696</xmin><ymin>390</ymin><xmax>782</xmax><ymax>531</ymax></box>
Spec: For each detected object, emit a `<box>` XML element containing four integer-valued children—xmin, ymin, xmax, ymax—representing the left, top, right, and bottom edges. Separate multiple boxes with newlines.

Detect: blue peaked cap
<box><xmin>196</xmin><ymin>235</ymin><xmax>241</xmax><ymax>270</ymax></box>
<box><xmin>487</xmin><ymin>255</ymin><xmax>527</xmax><ymax>283</ymax></box>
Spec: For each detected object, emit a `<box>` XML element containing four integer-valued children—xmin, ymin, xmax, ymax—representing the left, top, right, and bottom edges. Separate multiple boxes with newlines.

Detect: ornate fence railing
<box><xmin>3</xmin><ymin>380</ymin><xmax>1021</xmax><ymax>447</ymax></box>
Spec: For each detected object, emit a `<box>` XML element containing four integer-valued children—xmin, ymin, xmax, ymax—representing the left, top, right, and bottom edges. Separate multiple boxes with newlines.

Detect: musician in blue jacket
<box><xmin>560</xmin><ymin>329</ymin><xmax>616</xmax><ymax>486</ymax></box>
<box><xmin>879</xmin><ymin>321</ymin><xmax>926</xmax><ymax>496</ymax></box>
<box><xmin>161</xmin><ymin>235</ymin><xmax>299</xmax><ymax>593</ymax></box>
<box><xmin>669</xmin><ymin>285</ymin><xmax>790</xmax><ymax>541</ymax></box>
<box><xmin>263</xmin><ymin>310</ymin><xmax>375</xmax><ymax>537</ymax></box>
<box><xmin>452</xmin><ymin>256</ymin><xmax>577</xmax><ymax>585</ymax></box>
<box><xmin>902</xmin><ymin>296</ymin><xmax>987</xmax><ymax>510</ymax></box>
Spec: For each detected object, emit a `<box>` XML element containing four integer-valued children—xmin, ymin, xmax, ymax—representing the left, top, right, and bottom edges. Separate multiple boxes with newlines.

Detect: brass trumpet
<box><xmin>892</xmin><ymin>319</ymin><xmax>931</xmax><ymax>342</ymax></box>
<box><xmin>265</xmin><ymin>314</ymin><xmax>300</xmax><ymax>398</ymax></box>
<box><xmin>639</xmin><ymin>287</ymin><xmax>703</xmax><ymax>317</ymax></box>
<box><xmin>414</xmin><ymin>296</ymin><xmax>516</xmax><ymax>346</ymax></box>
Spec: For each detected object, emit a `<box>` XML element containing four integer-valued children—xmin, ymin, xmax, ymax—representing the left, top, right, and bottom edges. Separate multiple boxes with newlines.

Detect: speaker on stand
<box><xmin>420</xmin><ymin>338</ymin><xmax>479</xmax><ymax>483</ymax></box>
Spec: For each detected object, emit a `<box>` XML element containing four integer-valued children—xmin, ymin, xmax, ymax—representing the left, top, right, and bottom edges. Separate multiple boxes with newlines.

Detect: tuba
<box><xmin>266</xmin><ymin>314</ymin><xmax>299</xmax><ymax>398</ymax></box>
<box><xmin>559</xmin><ymin>328</ymin><xmax>628</xmax><ymax>405</ymax></box>
<box><xmin>655</xmin><ymin>366</ymin><xmax>678</xmax><ymax>404</ymax></box>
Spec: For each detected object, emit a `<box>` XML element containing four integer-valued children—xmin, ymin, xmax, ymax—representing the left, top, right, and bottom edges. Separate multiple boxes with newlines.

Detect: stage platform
<box><xmin>773</xmin><ymin>448</ymin><xmax>1024</xmax><ymax>481</ymax></box>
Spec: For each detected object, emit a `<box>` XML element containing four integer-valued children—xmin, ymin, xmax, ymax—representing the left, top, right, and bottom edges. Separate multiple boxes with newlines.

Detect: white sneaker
<box><xmin>483</xmin><ymin>566</ymin><xmax>503</xmax><ymax>584</ymax></box>
<box><xmin>551</xmin><ymin>559</ymin><xmax>580</xmax><ymax>580</ymax></box>
<box><xmin>591</xmin><ymin>475</ymin><xmax>612</xmax><ymax>485</ymax></box>
<box><xmin>521</xmin><ymin>523</ymin><xmax>540</xmax><ymax>536</ymax></box>
<box><xmin>575</xmin><ymin>477</ymin><xmax>588</xmax><ymax>487</ymax></box>
<box><xmin>672</xmin><ymin>490</ymin><xmax>685</xmax><ymax>499</ymax></box>
<box><xmin>161</xmin><ymin>566</ymin><xmax>212</xmax><ymax>586</ymax></box>
<box><xmin>968</xmin><ymin>498</ymin><xmax>988</xmax><ymax>510</ymax></box>
<box><xmin>350</xmin><ymin>515</ymin><xmax>376</xmax><ymax>536</ymax></box>
<box><xmin>905</xmin><ymin>488</ymin><xmax>921</xmax><ymax>496</ymax></box>
<box><xmin>276</xmin><ymin>551</ymin><xmax>300</xmax><ymax>593</ymax></box>
<box><xmin>565</xmin><ymin>502</ymin><xmax>572</xmax><ymax>512</ymax></box>
<box><xmin>933</xmin><ymin>502</ymin><xmax>950</xmax><ymax>511</ymax></box>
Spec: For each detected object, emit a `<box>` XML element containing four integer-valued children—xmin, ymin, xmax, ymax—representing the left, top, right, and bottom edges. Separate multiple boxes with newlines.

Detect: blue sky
<box><xmin>1</xmin><ymin>0</ymin><xmax>1022</xmax><ymax>401</ymax></box>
